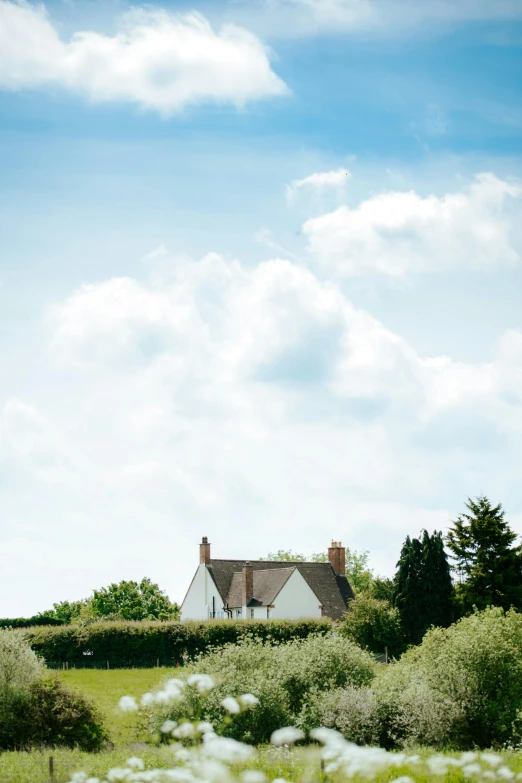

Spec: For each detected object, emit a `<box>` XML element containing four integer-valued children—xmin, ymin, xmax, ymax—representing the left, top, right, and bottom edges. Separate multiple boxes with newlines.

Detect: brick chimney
<box><xmin>200</xmin><ymin>536</ymin><xmax>211</xmax><ymax>564</ymax></box>
<box><xmin>242</xmin><ymin>561</ymin><xmax>254</xmax><ymax>605</ymax></box>
<box><xmin>328</xmin><ymin>541</ymin><xmax>346</xmax><ymax>575</ymax></box>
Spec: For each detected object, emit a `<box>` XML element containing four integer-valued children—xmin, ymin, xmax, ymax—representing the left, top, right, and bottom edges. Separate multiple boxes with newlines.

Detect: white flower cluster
<box><xmin>78</xmin><ymin>684</ymin><xmax>522</xmax><ymax>783</ymax></box>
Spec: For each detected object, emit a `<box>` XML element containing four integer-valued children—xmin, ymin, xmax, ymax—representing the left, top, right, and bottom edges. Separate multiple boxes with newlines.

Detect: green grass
<box><xmin>59</xmin><ymin>667</ymin><xmax>179</xmax><ymax>744</ymax></box>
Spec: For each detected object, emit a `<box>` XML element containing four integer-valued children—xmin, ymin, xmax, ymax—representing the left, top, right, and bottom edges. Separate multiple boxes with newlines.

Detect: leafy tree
<box><xmin>340</xmin><ymin>595</ymin><xmax>405</xmax><ymax>658</ymax></box>
<box><xmin>394</xmin><ymin>531</ymin><xmax>453</xmax><ymax>645</ymax></box>
<box><xmin>90</xmin><ymin>578</ymin><xmax>179</xmax><ymax>621</ymax></box>
<box><xmin>446</xmin><ymin>495</ymin><xmax>522</xmax><ymax>614</ymax></box>
<box><xmin>47</xmin><ymin>600</ymin><xmax>88</xmax><ymax>625</ymax></box>
<box><xmin>368</xmin><ymin>577</ymin><xmax>395</xmax><ymax>603</ymax></box>
<box><xmin>261</xmin><ymin>547</ymin><xmax>375</xmax><ymax>594</ymax></box>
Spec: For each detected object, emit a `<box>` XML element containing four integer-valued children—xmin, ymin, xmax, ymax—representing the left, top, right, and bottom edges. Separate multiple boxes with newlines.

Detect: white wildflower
<box><xmin>161</xmin><ymin>770</ymin><xmax>197</xmax><ymax>783</ymax></box>
<box><xmin>310</xmin><ymin>727</ymin><xmax>344</xmax><ymax>745</ymax></box>
<box><xmin>405</xmin><ymin>756</ymin><xmax>421</xmax><ymax>765</ymax></box>
<box><xmin>427</xmin><ymin>756</ymin><xmax>452</xmax><ymax>775</ymax></box>
<box><xmin>106</xmin><ymin>769</ymin><xmax>131</xmax><ymax>782</ymax></box>
<box><xmin>461</xmin><ymin>753</ymin><xmax>479</xmax><ymax>764</ymax></box>
<box><xmin>483</xmin><ymin>772</ymin><xmax>497</xmax><ymax>780</ymax></box>
<box><xmin>482</xmin><ymin>754</ymin><xmax>502</xmax><ymax>768</ymax></box>
<box><xmin>187</xmin><ymin>673</ymin><xmax>215</xmax><ymax>693</ymax></box>
<box><xmin>390</xmin><ymin>777</ymin><xmax>414</xmax><ymax>783</ymax></box>
<box><xmin>173</xmin><ymin>722</ymin><xmax>195</xmax><ymax>739</ymax></box>
<box><xmin>203</xmin><ymin>733</ymin><xmax>254</xmax><ymax>762</ymax></box>
<box><xmin>118</xmin><ymin>696</ymin><xmax>138</xmax><ymax>712</ymax></box>
<box><xmin>221</xmin><ymin>696</ymin><xmax>241</xmax><ymax>714</ymax></box>
<box><xmin>273</xmin><ymin>779</ymin><xmax>291</xmax><ymax>783</ymax></box>
<box><xmin>175</xmin><ymin>748</ymin><xmax>193</xmax><ymax>762</ymax></box>
<box><xmin>161</xmin><ymin>720</ymin><xmax>178</xmax><ymax>734</ymax></box>
<box><xmin>195</xmin><ymin>760</ymin><xmax>231</xmax><ymax>783</ymax></box>
<box><xmin>241</xmin><ymin>771</ymin><xmax>266</xmax><ymax>783</ymax></box>
<box><xmin>141</xmin><ymin>692</ymin><xmax>156</xmax><ymax>707</ymax></box>
<box><xmin>239</xmin><ymin>693</ymin><xmax>259</xmax><ymax>707</ymax></box>
<box><xmin>462</xmin><ymin>764</ymin><xmax>482</xmax><ymax>777</ymax></box>
<box><xmin>271</xmin><ymin>727</ymin><xmax>305</xmax><ymax>746</ymax></box>
<box><xmin>497</xmin><ymin>768</ymin><xmax>515</xmax><ymax>780</ymax></box>
<box><xmin>70</xmin><ymin>774</ymin><xmax>88</xmax><ymax>783</ymax></box>
<box><xmin>126</xmin><ymin>757</ymin><xmax>144</xmax><ymax>771</ymax></box>
<box><xmin>197</xmin><ymin>721</ymin><xmax>215</xmax><ymax>734</ymax></box>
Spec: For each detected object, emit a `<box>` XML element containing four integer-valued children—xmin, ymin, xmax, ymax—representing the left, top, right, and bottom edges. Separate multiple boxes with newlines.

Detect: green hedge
<box><xmin>0</xmin><ymin>616</ymin><xmax>65</xmax><ymax>629</ymax></box>
<box><xmin>21</xmin><ymin>619</ymin><xmax>332</xmax><ymax>666</ymax></box>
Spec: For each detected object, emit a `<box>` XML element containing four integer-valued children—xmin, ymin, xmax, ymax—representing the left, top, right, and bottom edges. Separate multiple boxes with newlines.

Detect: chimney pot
<box><xmin>328</xmin><ymin>540</ymin><xmax>346</xmax><ymax>575</ymax></box>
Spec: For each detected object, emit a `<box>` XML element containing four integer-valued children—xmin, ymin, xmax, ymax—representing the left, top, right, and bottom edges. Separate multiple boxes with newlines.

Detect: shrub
<box><xmin>21</xmin><ymin>618</ymin><xmax>332</xmax><ymax>666</ymax></box>
<box><xmin>373</xmin><ymin>606</ymin><xmax>522</xmax><ymax>749</ymax></box>
<box><xmin>0</xmin><ymin>677</ymin><xmax>109</xmax><ymax>751</ymax></box>
<box><xmin>0</xmin><ymin>629</ymin><xmax>44</xmax><ymax>694</ymax></box>
<box><xmin>340</xmin><ymin>595</ymin><xmax>405</xmax><ymax>658</ymax></box>
<box><xmin>298</xmin><ymin>685</ymin><xmax>379</xmax><ymax>746</ymax></box>
<box><xmin>146</xmin><ymin>634</ymin><xmax>376</xmax><ymax>744</ymax></box>
<box><xmin>0</xmin><ymin>616</ymin><xmax>64</xmax><ymax>629</ymax></box>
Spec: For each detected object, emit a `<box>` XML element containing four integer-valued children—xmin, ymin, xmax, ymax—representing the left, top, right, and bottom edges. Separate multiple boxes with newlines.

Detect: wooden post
<box><xmin>66</xmin><ymin>661</ymin><xmax>68</xmax><ymax>671</ymax></box>
<box><xmin>157</xmin><ymin>658</ymin><xmax>160</xmax><ymax>668</ymax></box>
<box><xmin>49</xmin><ymin>755</ymin><xmax>54</xmax><ymax>781</ymax></box>
<box><xmin>107</xmin><ymin>660</ymin><xmax>109</xmax><ymax>670</ymax></box>
<box><xmin>385</xmin><ymin>646</ymin><xmax>388</xmax><ymax>665</ymax></box>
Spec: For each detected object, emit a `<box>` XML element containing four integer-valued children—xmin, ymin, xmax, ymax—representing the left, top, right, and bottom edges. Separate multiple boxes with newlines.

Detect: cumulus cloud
<box><xmin>286</xmin><ymin>168</ymin><xmax>351</xmax><ymax>202</ymax></box>
<box><xmin>303</xmin><ymin>173</ymin><xmax>522</xmax><ymax>278</ymax></box>
<box><xmin>0</xmin><ymin>2</ymin><xmax>287</xmax><ymax>113</ymax></box>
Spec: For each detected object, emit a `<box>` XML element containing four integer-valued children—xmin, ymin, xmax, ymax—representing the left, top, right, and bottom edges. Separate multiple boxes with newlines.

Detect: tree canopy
<box><xmin>446</xmin><ymin>495</ymin><xmax>522</xmax><ymax>614</ymax></box>
<box><xmin>261</xmin><ymin>547</ymin><xmax>374</xmax><ymax>594</ymax></box>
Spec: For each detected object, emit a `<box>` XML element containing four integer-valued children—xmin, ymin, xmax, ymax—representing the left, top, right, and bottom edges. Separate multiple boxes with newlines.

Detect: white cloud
<box><xmin>286</xmin><ymin>168</ymin><xmax>351</xmax><ymax>202</ymax></box>
<box><xmin>303</xmin><ymin>173</ymin><xmax>522</xmax><ymax>278</ymax></box>
<box><xmin>0</xmin><ymin>2</ymin><xmax>287</xmax><ymax>113</ymax></box>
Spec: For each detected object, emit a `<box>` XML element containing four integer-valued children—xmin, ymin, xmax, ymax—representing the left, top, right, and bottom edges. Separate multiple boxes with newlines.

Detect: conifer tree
<box><xmin>446</xmin><ymin>495</ymin><xmax>522</xmax><ymax>614</ymax></box>
<box><xmin>394</xmin><ymin>530</ymin><xmax>453</xmax><ymax>645</ymax></box>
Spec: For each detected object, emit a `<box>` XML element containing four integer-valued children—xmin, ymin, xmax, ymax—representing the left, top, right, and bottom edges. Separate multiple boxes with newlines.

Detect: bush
<box><xmin>298</xmin><ymin>685</ymin><xmax>379</xmax><ymax>746</ymax></box>
<box><xmin>21</xmin><ymin>618</ymin><xmax>332</xmax><ymax>667</ymax></box>
<box><xmin>0</xmin><ymin>616</ymin><xmax>64</xmax><ymax>629</ymax></box>
<box><xmin>0</xmin><ymin>629</ymin><xmax>44</xmax><ymax>693</ymax></box>
<box><xmin>340</xmin><ymin>595</ymin><xmax>405</xmax><ymax>658</ymax></box>
<box><xmin>373</xmin><ymin>606</ymin><xmax>522</xmax><ymax>749</ymax></box>
<box><xmin>146</xmin><ymin>634</ymin><xmax>376</xmax><ymax>744</ymax></box>
<box><xmin>0</xmin><ymin>678</ymin><xmax>109</xmax><ymax>751</ymax></box>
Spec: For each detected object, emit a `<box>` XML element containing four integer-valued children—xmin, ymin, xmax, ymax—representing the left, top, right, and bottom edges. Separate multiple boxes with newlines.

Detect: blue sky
<box><xmin>1</xmin><ymin>0</ymin><xmax>522</xmax><ymax>615</ymax></box>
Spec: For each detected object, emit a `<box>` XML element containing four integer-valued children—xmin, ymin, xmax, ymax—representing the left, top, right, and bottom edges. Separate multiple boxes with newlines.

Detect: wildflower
<box><xmin>197</xmin><ymin>721</ymin><xmax>215</xmax><ymax>734</ymax></box>
<box><xmin>309</xmin><ymin>727</ymin><xmax>344</xmax><ymax>745</ymax></box>
<box><xmin>118</xmin><ymin>696</ymin><xmax>138</xmax><ymax>712</ymax></box>
<box><xmin>462</xmin><ymin>764</ymin><xmax>482</xmax><ymax>777</ymax></box>
<box><xmin>126</xmin><ymin>757</ymin><xmax>144</xmax><ymax>771</ymax></box>
<box><xmin>241</xmin><ymin>772</ymin><xmax>266</xmax><ymax>783</ymax></box>
<box><xmin>175</xmin><ymin>748</ymin><xmax>192</xmax><ymax>762</ymax></box>
<box><xmin>497</xmin><ymin>768</ymin><xmax>515</xmax><ymax>780</ymax></box>
<box><xmin>196</xmin><ymin>759</ymin><xmax>231</xmax><ymax>782</ymax></box>
<box><xmin>271</xmin><ymin>727</ymin><xmax>305</xmax><ymax>746</ymax></box>
<box><xmin>187</xmin><ymin>673</ymin><xmax>215</xmax><ymax>693</ymax></box>
<box><xmin>106</xmin><ymin>769</ymin><xmax>131</xmax><ymax>782</ymax></box>
<box><xmin>70</xmin><ymin>774</ymin><xmax>89</xmax><ymax>783</ymax></box>
<box><xmin>202</xmin><ymin>733</ymin><xmax>254</xmax><ymax>762</ymax></box>
<box><xmin>461</xmin><ymin>753</ymin><xmax>479</xmax><ymax>764</ymax></box>
<box><xmin>390</xmin><ymin>778</ymin><xmax>414</xmax><ymax>783</ymax></box>
<box><xmin>221</xmin><ymin>696</ymin><xmax>241</xmax><ymax>714</ymax></box>
<box><xmin>481</xmin><ymin>754</ymin><xmax>502</xmax><ymax>768</ymax></box>
<box><xmin>173</xmin><ymin>722</ymin><xmax>195</xmax><ymax>739</ymax></box>
<box><xmin>161</xmin><ymin>720</ymin><xmax>178</xmax><ymax>734</ymax></box>
<box><xmin>273</xmin><ymin>779</ymin><xmax>291</xmax><ymax>783</ymax></box>
<box><xmin>141</xmin><ymin>692</ymin><xmax>156</xmax><ymax>707</ymax></box>
<box><xmin>239</xmin><ymin>693</ymin><xmax>259</xmax><ymax>707</ymax></box>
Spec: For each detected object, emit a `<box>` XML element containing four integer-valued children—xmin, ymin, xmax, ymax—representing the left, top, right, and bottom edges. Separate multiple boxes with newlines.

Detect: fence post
<box><xmin>49</xmin><ymin>755</ymin><xmax>54</xmax><ymax>781</ymax></box>
<box><xmin>157</xmin><ymin>658</ymin><xmax>159</xmax><ymax>668</ymax></box>
<box><xmin>107</xmin><ymin>660</ymin><xmax>109</xmax><ymax>670</ymax></box>
<box><xmin>385</xmin><ymin>646</ymin><xmax>388</xmax><ymax>665</ymax></box>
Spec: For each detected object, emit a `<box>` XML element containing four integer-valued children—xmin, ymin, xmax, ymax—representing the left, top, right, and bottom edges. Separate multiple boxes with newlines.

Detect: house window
<box><xmin>250</xmin><ymin>608</ymin><xmax>255</xmax><ymax>619</ymax></box>
<box><xmin>216</xmin><ymin>611</ymin><xmax>224</xmax><ymax>619</ymax></box>
<box><xmin>236</xmin><ymin>609</ymin><xmax>242</xmax><ymax>618</ymax></box>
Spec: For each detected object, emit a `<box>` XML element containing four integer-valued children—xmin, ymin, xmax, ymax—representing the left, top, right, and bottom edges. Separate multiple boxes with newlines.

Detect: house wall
<box><xmin>269</xmin><ymin>569</ymin><xmax>322</xmax><ymax>619</ymax></box>
<box><xmin>180</xmin><ymin>564</ymin><xmax>224</xmax><ymax>621</ymax></box>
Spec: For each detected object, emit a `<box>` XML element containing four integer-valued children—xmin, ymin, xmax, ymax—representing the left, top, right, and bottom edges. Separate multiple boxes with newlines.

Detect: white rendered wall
<box><xmin>269</xmin><ymin>569</ymin><xmax>322</xmax><ymax>619</ymax></box>
<box><xmin>180</xmin><ymin>564</ymin><xmax>223</xmax><ymax>621</ymax></box>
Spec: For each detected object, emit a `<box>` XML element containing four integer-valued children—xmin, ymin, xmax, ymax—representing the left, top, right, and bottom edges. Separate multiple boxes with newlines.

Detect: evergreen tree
<box><xmin>394</xmin><ymin>530</ymin><xmax>454</xmax><ymax>645</ymax></box>
<box><xmin>446</xmin><ymin>495</ymin><xmax>522</xmax><ymax>614</ymax></box>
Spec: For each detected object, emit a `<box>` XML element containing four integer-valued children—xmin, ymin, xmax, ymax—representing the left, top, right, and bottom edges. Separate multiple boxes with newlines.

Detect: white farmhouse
<box><xmin>180</xmin><ymin>537</ymin><xmax>354</xmax><ymax>621</ymax></box>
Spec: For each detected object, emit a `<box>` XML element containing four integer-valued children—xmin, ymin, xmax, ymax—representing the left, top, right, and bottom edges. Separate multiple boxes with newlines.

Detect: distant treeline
<box><xmin>19</xmin><ymin>618</ymin><xmax>332</xmax><ymax>666</ymax></box>
<box><xmin>0</xmin><ymin>616</ymin><xmax>65</xmax><ymax>629</ymax></box>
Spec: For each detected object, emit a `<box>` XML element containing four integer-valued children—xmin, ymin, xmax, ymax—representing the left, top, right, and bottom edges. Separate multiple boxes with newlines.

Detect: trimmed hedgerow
<box><xmin>21</xmin><ymin>619</ymin><xmax>332</xmax><ymax>666</ymax></box>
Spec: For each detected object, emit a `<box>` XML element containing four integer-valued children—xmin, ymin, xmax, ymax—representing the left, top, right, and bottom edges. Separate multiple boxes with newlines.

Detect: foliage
<box><xmin>147</xmin><ymin>634</ymin><xmax>376</xmax><ymax>744</ymax></box>
<box><xmin>0</xmin><ymin>616</ymin><xmax>65</xmax><ymax>629</ymax></box>
<box><xmin>22</xmin><ymin>618</ymin><xmax>332</xmax><ymax>666</ymax></box>
<box><xmin>394</xmin><ymin>530</ymin><xmax>453</xmax><ymax>645</ymax></box>
<box><xmin>261</xmin><ymin>547</ymin><xmax>375</xmax><ymax>594</ymax></box>
<box><xmin>0</xmin><ymin>630</ymin><xmax>45</xmax><ymax>695</ymax></box>
<box><xmin>368</xmin><ymin>577</ymin><xmax>395</xmax><ymax>603</ymax></box>
<box><xmin>374</xmin><ymin>606</ymin><xmax>522</xmax><ymax>749</ymax></box>
<box><xmin>47</xmin><ymin>599</ymin><xmax>89</xmax><ymax>625</ymax></box>
<box><xmin>89</xmin><ymin>578</ymin><xmax>179</xmax><ymax>622</ymax></box>
<box><xmin>0</xmin><ymin>677</ymin><xmax>109</xmax><ymax>752</ymax></box>
<box><xmin>446</xmin><ymin>495</ymin><xmax>522</xmax><ymax>614</ymax></box>
<box><xmin>299</xmin><ymin>685</ymin><xmax>379</xmax><ymax>745</ymax></box>
<box><xmin>340</xmin><ymin>595</ymin><xmax>405</xmax><ymax>658</ymax></box>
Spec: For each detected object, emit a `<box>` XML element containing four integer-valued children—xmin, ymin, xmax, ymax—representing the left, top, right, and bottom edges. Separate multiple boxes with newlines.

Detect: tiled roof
<box><xmin>207</xmin><ymin>560</ymin><xmax>354</xmax><ymax>620</ymax></box>
<box><xmin>226</xmin><ymin>567</ymin><xmax>295</xmax><ymax>608</ymax></box>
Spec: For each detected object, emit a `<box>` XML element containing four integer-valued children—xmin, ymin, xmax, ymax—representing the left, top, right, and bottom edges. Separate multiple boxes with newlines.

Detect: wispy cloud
<box><xmin>286</xmin><ymin>168</ymin><xmax>351</xmax><ymax>202</ymax></box>
<box><xmin>0</xmin><ymin>2</ymin><xmax>288</xmax><ymax>114</ymax></box>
